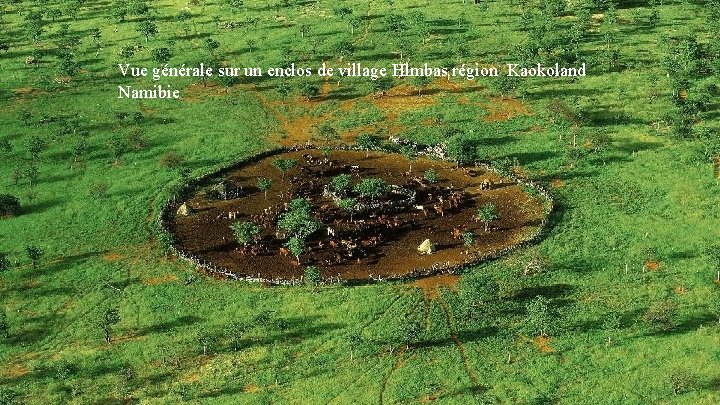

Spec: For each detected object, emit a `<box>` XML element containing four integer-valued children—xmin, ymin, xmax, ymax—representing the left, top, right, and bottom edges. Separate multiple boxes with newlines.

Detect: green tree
<box><xmin>159</xmin><ymin>151</ymin><xmax>183</xmax><ymax>169</ymax></box>
<box><xmin>400</xmin><ymin>146</ymin><xmax>418</xmax><ymax>172</ymax></box>
<box><xmin>225</xmin><ymin>322</ymin><xmax>246</xmax><ymax>352</ymax></box>
<box><xmin>424</xmin><ymin>168</ymin><xmax>438</xmax><ymax>184</ymax></box>
<box><xmin>331</xmin><ymin>174</ymin><xmax>353</xmax><ymax>194</ymax></box>
<box><xmin>257</xmin><ymin>177</ymin><xmax>272</xmax><ymax>199</ymax></box>
<box><xmin>286</xmin><ymin>237</ymin><xmax>305</xmax><ymax>264</ymax></box>
<box><xmin>0</xmin><ymin>253</ymin><xmax>10</xmax><ymax>273</ymax></box>
<box><xmin>151</xmin><ymin>47</ymin><xmax>172</xmax><ymax>64</ymax></box>
<box><xmin>0</xmin><ymin>195</ymin><xmax>21</xmax><ymax>217</ymax></box>
<box><xmin>25</xmin><ymin>245</ymin><xmax>43</xmax><ymax>270</ymax></box>
<box><xmin>0</xmin><ymin>309</ymin><xmax>8</xmax><ymax>339</ymax></box>
<box><xmin>272</xmin><ymin>158</ymin><xmax>297</xmax><ymax>181</ymax></box>
<box><xmin>353</xmin><ymin>178</ymin><xmax>388</xmax><ymax>201</ymax></box>
<box><xmin>138</xmin><ymin>20</ymin><xmax>158</xmax><ymax>42</ymax></box>
<box><xmin>204</xmin><ymin>38</ymin><xmax>220</xmax><ymax>55</ymax></box>
<box><xmin>525</xmin><ymin>296</ymin><xmax>552</xmax><ymax>337</ymax></box>
<box><xmin>348</xmin><ymin>16</ymin><xmax>363</xmax><ymax>35</ymax></box>
<box><xmin>196</xmin><ymin>327</ymin><xmax>216</xmax><ymax>355</ymax></box>
<box><xmin>356</xmin><ymin>133</ymin><xmax>382</xmax><ymax>157</ymax></box>
<box><xmin>277</xmin><ymin>198</ymin><xmax>322</xmax><ymax>240</ymax></box>
<box><xmin>101</xmin><ymin>307</ymin><xmax>121</xmax><ymax>343</ymax></box>
<box><xmin>411</xmin><ymin>75</ymin><xmax>432</xmax><ymax>95</ymax></box>
<box><xmin>334</xmin><ymin>39</ymin><xmax>355</xmax><ymax>60</ymax></box>
<box><xmin>333</xmin><ymin>6</ymin><xmax>353</xmax><ymax>19</ymax></box>
<box><xmin>709</xmin><ymin>289</ymin><xmax>720</xmax><ymax>324</ymax></box>
<box><xmin>462</xmin><ymin>231</ymin><xmax>475</xmax><ymax>247</ymax></box>
<box><xmin>58</xmin><ymin>50</ymin><xmax>80</xmax><ymax>76</ymax></box>
<box><xmin>226</xmin><ymin>0</ymin><xmax>245</xmax><ymax>13</ymax></box>
<box><xmin>27</xmin><ymin>135</ymin><xmax>47</xmax><ymax>161</ymax></box>
<box><xmin>109</xmin><ymin>133</ymin><xmax>130</xmax><ymax>164</ymax></box>
<box><xmin>119</xmin><ymin>45</ymin><xmax>136</xmax><ymax>60</ymax></box>
<box><xmin>299</xmin><ymin>23</ymin><xmax>310</xmax><ymax>38</ymax></box>
<box><xmin>110</xmin><ymin>2</ymin><xmax>128</xmax><ymax>22</ymax></box>
<box><xmin>304</xmin><ymin>266</ymin><xmax>321</xmax><ymax>286</ymax></box>
<box><xmin>644</xmin><ymin>300</ymin><xmax>677</xmax><ymax>332</ymax></box>
<box><xmin>347</xmin><ymin>332</ymin><xmax>363</xmax><ymax>360</ymax></box>
<box><xmin>446</xmin><ymin>135</ymin><xmax>475</xmax><ymax>167</ymax></box>
<box><xmin>338</xmin><ymin>197</ymin><xmax>358</xmax><ymax>222</ymax></box>
<box><xmin>299</xmin><ymin>83</ymin><xmax>320</xmax><ymax>100</ymax></box>
<box><xmin>313</xmin><ymin>123</ymin><xmax>340</xmax><ymax>146</ymax></box>
<box><xmin>476</xmin><ymin>203</ymin><xmax>499</xmax><ymax>231</ymax></box>
<box><xmin>230</xmin><ymin>221</ymin><xmax>261</xmax><ymax>247</ymax></box>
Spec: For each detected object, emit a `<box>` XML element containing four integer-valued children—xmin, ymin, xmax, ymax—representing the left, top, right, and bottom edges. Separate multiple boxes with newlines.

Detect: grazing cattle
<box><xmin>452</xmin><ymin>227</ymin><xmax>462</xmax><ymax>239</ymax></box>
<box><xmin>279</xmin><ymin>247</ymin><xmax>289</xmax><ymax>256</ymax></box>
<box><xmin>327</xmin><ymin>227</ymin><xmax>336</xmax><ymax>237</ymax></box>
<box><xmin>433</xmin><ymin>204</ymin><xmax>444</xmax><ymax>217</ymax></box>
<box><xmin>414</xmin><ymin>205</ymin><xmax>429</xmax><ymax>217</ymax></box>
<box><xmin>481</xmin><ymin>179</ymin><xmax>493</xmax><ymax>190</ymax></box>
<box><xmin>448</xmin><ymin>192</ymin><xmax>462</xmax><ymax>208</ymax></box>
<box><xmin>392</xmin><ymin>216</ymin><xmax>401</xmax><ymax>228</ymax></box>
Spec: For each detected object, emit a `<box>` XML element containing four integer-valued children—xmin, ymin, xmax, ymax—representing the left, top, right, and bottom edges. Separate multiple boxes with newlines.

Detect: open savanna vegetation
<box><xmin>1</xmin><ymin>0</ymin><xmax>720</xmax><ymax>403</ymax></box>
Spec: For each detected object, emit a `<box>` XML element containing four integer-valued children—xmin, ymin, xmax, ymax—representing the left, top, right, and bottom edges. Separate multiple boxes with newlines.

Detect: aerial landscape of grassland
<box><xmin>1</xmin><ymin>0</ymin><xmax>720</xmax><ymax>403</ymax></box>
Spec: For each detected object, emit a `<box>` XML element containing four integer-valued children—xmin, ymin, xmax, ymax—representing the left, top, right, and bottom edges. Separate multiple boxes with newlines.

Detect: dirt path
<box><xmin>435</xmin><ymin>293</ymin><xmax>481</xmax><ymax>390</ymax></box>
<box><xmin>378</xmin><ymin>346</ymin><xmax>418</xmax><ymax>404</ymax></box>
<box><xmin>355</xmin><ymin>0</ymin><xmax>374</xmax><ymax>45</ymax></box>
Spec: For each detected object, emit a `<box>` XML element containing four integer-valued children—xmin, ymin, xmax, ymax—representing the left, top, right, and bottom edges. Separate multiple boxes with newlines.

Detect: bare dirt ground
<box><xmin>169</xmin><ymin>149</ymin><xmax>546</xmax><ymax>281</ymax></box>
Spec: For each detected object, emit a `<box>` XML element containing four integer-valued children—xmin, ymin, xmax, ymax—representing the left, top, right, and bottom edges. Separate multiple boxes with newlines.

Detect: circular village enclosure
<box><xmin>164</xmin><ymin>148</ymin><xmax>551</xmax><ymax>283</ymax></box>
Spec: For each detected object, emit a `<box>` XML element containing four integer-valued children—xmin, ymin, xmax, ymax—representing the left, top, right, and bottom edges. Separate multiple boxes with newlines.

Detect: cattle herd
<box><xmin>198</xmin><ymin>152</ymin><xmax>489</xmax><ymax>267</ymax></box>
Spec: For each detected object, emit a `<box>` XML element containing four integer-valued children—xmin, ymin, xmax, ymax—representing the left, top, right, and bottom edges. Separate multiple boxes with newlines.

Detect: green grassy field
<box><xmin>1</xmin><ymin>0</ymin><xmax>720</xmax><ymax>403</ymax></box>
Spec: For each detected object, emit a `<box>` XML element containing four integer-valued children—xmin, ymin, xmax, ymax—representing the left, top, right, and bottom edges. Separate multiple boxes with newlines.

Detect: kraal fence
<box><xmin>155</xmin><ymin>142</ymin><xmax>554</xmax><ymax>286</ymax></box>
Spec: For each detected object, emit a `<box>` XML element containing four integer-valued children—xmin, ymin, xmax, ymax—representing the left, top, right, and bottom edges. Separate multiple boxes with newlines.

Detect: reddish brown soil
<box><xmin>534</xmin><ymin>335</ymin><xmax>555</xmax><ymax>353</ymax></box>
<box><xmin>143</xmin><ymin>274</ymin><xmax>178</xmax><ymax>286</ymax></box>
<box><xmin>644</xmin><ymin>261</ymin><xmax>660</xmax><ymax>271</ymax></box>
<box><xmin>169</xmin><ymin>150</ymin><xmax>546</xmax><ymax>281</ymax></box>
<box><xmin>411</xmin><ymin>274</ymin><xmax>461</xmax><ymax>300</ymax></box>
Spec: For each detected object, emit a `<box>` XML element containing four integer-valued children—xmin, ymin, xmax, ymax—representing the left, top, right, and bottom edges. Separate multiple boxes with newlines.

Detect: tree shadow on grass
<box><xmin>41</xmin><ymin>250</ymin><xmax>109</xmax><ymax>276</ymax></box>
<box><xmin>647</xmin><ymin>313</ymin><xmax>719</xmax><ymax>337</ymax></box>
<box><xmin>136</xmin><ymin>315</ymin><xmax>204</xmax><ymax>336</ymax></box>
<box><xmin>21</xmin><ymin>198</ymin><xmax>66</xmax><ymax>215</ymax></box>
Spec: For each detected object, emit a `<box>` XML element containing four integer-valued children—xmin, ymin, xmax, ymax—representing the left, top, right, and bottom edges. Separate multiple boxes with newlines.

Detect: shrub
<box><xmin>272</xmin><ymin>158</ymin><xmax>297</xmax><ymax>180</ymax></box>
<box><xmin>160</xmin><ymin>151</ymin><xmax>184</xmax><ymax>169</ymax></box>
<box><xmin>89</xmin><ymin>182</ymin><xmax>110</xmax><ymax>199</ymax></box>
<box><xmin>356</xmin><ymin>133</ymin><xmax>382</xmax><ymax>156</ymax></box>
<box><xmin>668</xmin><ymin>370</ymin><xmax>695</xmax><ymax>395</ymax></box>
<box><xmin>353</xmin><ymin>178</ymin><xmax>388</xmax><ymax>201</ymax></box>
<box><xmin>461</xmin><ymin>231</ymin><xmax>475</xmax><ymax>247</ymax></box>
<box><xmin>230</xmin><ymin>221</ymin><xmax>261</xmax><ymax>247</ymax></box>
<box><xmin>304</xmin><ymin>266</ymin><xmax>321</xmax><ymax>286</ymax></box>
<box><xmin>331</xmin><ymin>174</ymin><xmax>353</xmax><ymax>194</ymax></box>
<box><xmin>424</xmin><ymin>168</ymin><xmax>438</xmax><ymax>184</ymax></box>
<box><xmin>0</xmin><ymin>194</ymin><xmax>20</xmax><ymax>216</ymax></box>
<box><xmin>25</xmin><ymin>245</ymin><xmax>43</xmax><ymax>270</ymax></box>
<box><xmin>643</xmin><ymin>300</ymin><xmax>677</xmax><ymax>332</ymax></box>
<box><xmin>0</xmin><ymin>253</ymin><xmax>10</xmax><ymax>272</ymax></box>
<box><xmin>277</xmin><ymin>199</ymin><xmax>321</xmax><ymax>240</ymax></box>
<box><xmin>476</xmin><ymin>203</ymin><xmax>499</xmax><ymax>231</ymax></box>
<box><xmin>257</xmin><ymin>177</ymin><xmax>272</xmax><ymax>199</ymax></box>
<box><xmin>0</xmin><ymin>309</ymin><xmax>8</xmax><ymax>339</ymax></box>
